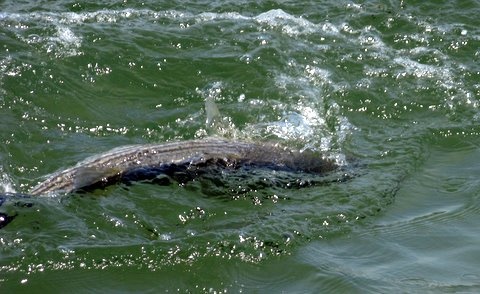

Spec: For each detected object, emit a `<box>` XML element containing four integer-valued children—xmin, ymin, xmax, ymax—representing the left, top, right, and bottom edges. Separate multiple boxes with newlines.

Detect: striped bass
<box><xmin>29</xmin><ymin>138</ymin><xmax>337</xmax><ymax>195</ymax></box>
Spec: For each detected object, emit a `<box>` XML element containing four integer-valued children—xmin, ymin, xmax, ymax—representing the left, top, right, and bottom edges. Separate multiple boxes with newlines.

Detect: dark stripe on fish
<box><xmin>29</xmin><ymin>138</ymin><xmax>337</xmax><ymax>195</ymax></box>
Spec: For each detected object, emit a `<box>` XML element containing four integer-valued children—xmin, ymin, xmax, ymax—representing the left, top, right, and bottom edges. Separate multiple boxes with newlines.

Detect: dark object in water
<box><xmin>0</xmin><ymin>193</ymin><xmax>30</xmax><ymax>229</ymax></box>
<box><xmin>30</xmin><ymin>138</ymin><xmax>337</xmax><ymax>195</ymax></box>
<box><xmin>0</xmin><ymin>212</ymin><xmax>16</xmax><ymax>229</ymax></box>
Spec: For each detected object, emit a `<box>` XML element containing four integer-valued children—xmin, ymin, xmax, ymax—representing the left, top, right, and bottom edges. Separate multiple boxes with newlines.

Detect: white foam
<box><xmin>254</xmin><ymin>9</ymin><xmax>318</xmax><ymax>36</ymax></box>
<box><xmin>1</xmin><ymin>11</ymin><xmax>84</xmax><ymax>58</ymax></box>
<box><xmin>44</xmin><ymin>26</ymin><xmax>82</xmax><ymax>57</ymax></box>
<box><xmin>1</xmin><ymin>8</ymin><xmax>337</xmax><ymax>33</ymax></box>
<box><xmin>0</xmin><ymin>8</ymin><xmax>346</xmax><ymax>59</ymax></box>
<box><xmin>196</xmin><ymin>11</ymin><xmax>248</xmax><ymax>22</ymax></box>
<box><xmin>304</xmin><ymin>65</ymin><xmax>332</xmax><ymax>86</ymax></box>
<box><xmin>267</xmin><ymin>60</ymin><xmax>354</xmax><ymax>154</ymax></box>
<box><xmin>0</xmin><ymin>167</ymin><xmax>16</xmax><ymax>193</ymax></box>
<box><xmin>394</xmin><ymin>57</ymin><xmax>444</xmax><ymax>79</ymax></box>
<box><xmin>266</xmin><ymin>112</ymin><xmax>315</xmax><ymax>141</ymax></box>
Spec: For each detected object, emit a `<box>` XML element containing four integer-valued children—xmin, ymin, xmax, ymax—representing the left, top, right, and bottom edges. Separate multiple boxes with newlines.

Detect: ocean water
<box><xmin>1</xmin><ymin>0</ymin><xmax>480</xmax><ymax>292</ymax></box>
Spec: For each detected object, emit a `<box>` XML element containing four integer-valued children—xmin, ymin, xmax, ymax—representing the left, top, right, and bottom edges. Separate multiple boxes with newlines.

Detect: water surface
<box><xmin>1</xmin><ymin>0</ymin><xmax>480</xmax><ymax>292</ymax></box>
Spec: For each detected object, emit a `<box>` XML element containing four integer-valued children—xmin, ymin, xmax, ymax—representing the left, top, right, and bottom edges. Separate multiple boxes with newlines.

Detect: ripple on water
<box><xmin>1</xmin><ymin>2</ymin><xmax>480</xmax><ymax>291</ymax></box>
<box><xmin>315</xmin><ymin>136</ymin><xmax>480</xmax><ymax>291</ymax></box>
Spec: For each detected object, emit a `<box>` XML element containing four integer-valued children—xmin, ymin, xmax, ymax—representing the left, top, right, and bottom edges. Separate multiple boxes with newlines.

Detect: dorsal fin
<box><xmin>205</xmin><ymin>95</ymin><xmax>222</xmax><ymax>130</ymax></box>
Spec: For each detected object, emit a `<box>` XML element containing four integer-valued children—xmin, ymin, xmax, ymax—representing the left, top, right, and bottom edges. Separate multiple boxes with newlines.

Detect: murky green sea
<box><xmin>1</xmin><ymin>0</ymin><xmax>480</xmax><ymax>292</ymax></box>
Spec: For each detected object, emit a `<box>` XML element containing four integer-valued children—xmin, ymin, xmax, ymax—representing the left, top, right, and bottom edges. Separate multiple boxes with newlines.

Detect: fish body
<box><xmin>29</xmin><ymin>138</ymin><xmax>337</xmax><ymax>195</ymax></box>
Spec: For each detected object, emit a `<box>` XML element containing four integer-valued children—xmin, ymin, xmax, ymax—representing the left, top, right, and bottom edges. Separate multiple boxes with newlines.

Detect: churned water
<box><xmin>1</xmin><ymin>0</ymin><xmax>480</xmax><ymax>292</ymax></box>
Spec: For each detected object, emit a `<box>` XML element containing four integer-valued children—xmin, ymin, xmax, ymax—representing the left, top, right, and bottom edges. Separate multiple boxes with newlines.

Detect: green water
<box><xmin>1</xmin><ymin>0</ymin><xmax>480</xmax><ymax>292</ymax></box>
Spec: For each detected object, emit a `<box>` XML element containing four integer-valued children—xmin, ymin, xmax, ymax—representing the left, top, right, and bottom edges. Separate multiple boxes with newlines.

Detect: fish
<box><xmin>29</xmin><ymin>137</ymin><xmax>338</xmax><ymax>195</ymax></box>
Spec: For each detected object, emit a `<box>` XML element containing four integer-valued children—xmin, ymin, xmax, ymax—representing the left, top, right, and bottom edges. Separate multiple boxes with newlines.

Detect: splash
<box><xmin>0</xmin><ymin>166</ymin><xmax>15</xmax><ymax>194</ymax></box>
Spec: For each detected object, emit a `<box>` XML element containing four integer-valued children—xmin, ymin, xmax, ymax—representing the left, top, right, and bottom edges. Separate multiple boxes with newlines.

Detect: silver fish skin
<box><xmin>29</xmin><ymin>138</ymin><xmax>336</xmax><ymax>195</ymax></box>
